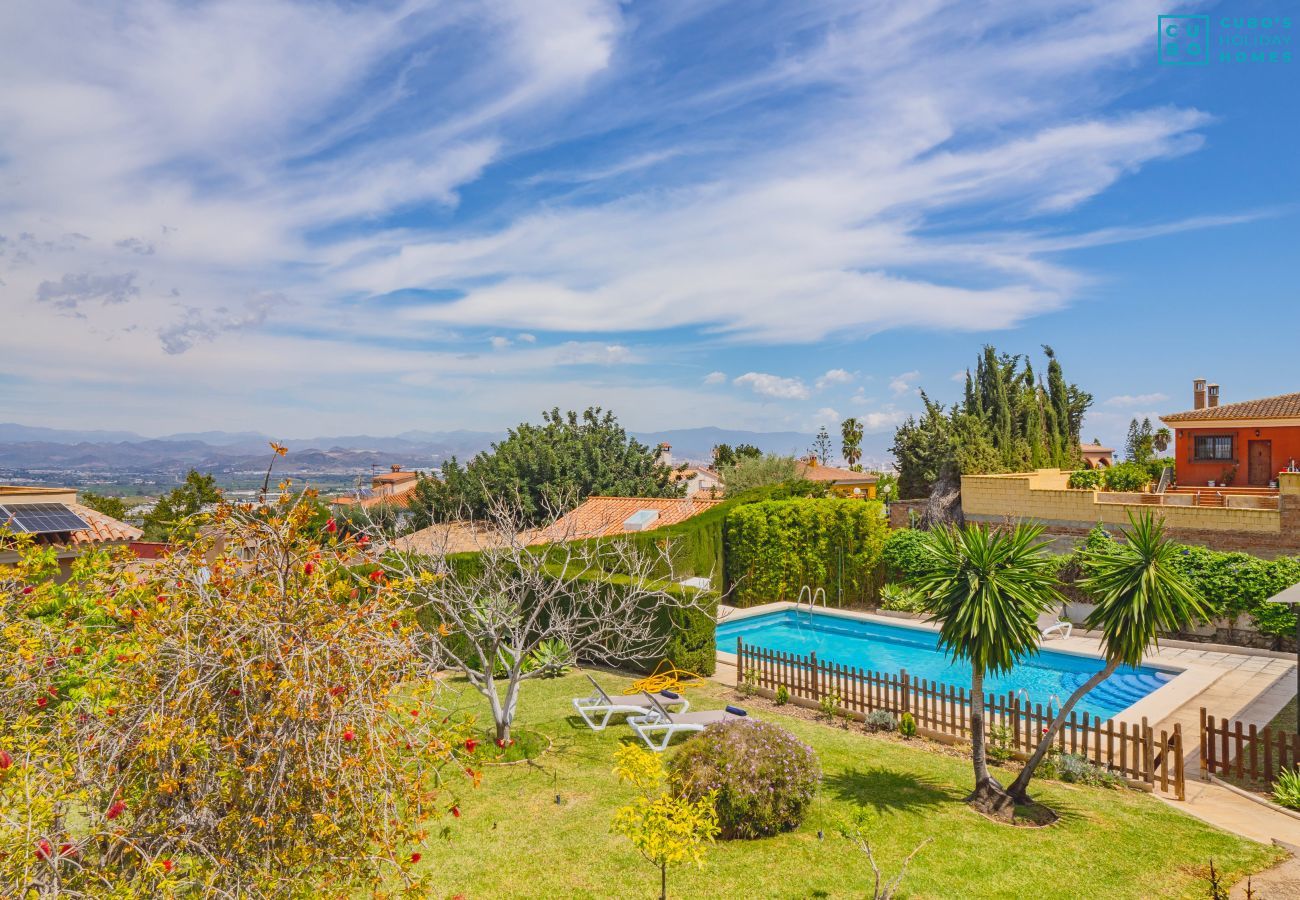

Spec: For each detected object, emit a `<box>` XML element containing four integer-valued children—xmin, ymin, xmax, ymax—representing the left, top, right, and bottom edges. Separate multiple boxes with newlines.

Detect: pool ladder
<box><xmin>796</xmin><ymin>585</ymin><xmax>826</xmax><ymax>615</ymax></box>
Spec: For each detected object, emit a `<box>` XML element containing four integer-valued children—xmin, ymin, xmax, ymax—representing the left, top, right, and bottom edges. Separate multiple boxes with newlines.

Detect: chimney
<box><xmin>655</xmin><ymin>443</ymin><xmax>672</xmax><ymax>466</ymax></box>
<box><xmin>390</xmin><ymin>464</ymin><xmax>403</xmax><ymax>473</ymax></box>
<box><xmin>1207</xmin><ymin>383</ymin><xmax>1220</xmax><ymax>408</ymax></box>
<box><xmin>1193</xmin><ymin>378</ymin><xmax>1206</xmax><ymax>410</ymax></box>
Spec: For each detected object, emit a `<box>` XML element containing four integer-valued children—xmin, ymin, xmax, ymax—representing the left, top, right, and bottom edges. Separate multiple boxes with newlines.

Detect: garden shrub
<box><xmin>898</xmin><ymin>712</ymin><xmax>917</xmax><ymax>738</ymax></box>
<box><xmin>1067</xmin><ymin>469</ymin><xmax>1102</xmax><ymax>490</ymax></box>
<box><xmin>882</xmin><ymin>528</ymin><xmax>938</xmax><ymax>584</ymax></box>
<box><xmin>668</xmin><ymin>719</ymin><xmax>821</xmax><ymax>839</ymax></box>
<box><xmin>1272</xmin><ymin>768</ymin><xmax>1300</xmax><ymax>810</ymax></box>
<box><xmin>864</xmin><ymin>710</ymin><xmax>897</xmax><ymax>732</ymax></box>
<box><xmin>1055</xmin><ymin>753</ymin><xmax>1122</xmax><ymax>788</ymax></box>
<box><xmin>1101</xmin><ymin>461</ymin><xmax>1152</xmax><ymax>492</ymax></box>
<box><xmin>1068</xmin><ymin>526</ymin><xmax>1300</xmax><ymax>641</ymax></box>
<box><xmin>775</xmin><ymin>685</ymin><xmax>790</xmax><ymax>705</ymax></box>
<box><xmin>878</xmin><ymin>582</ymin><xmax>927</xmax><ymax>614</ymax></box>
<box><xmin>724</xmin><ymin>498</ymin><xmax>888</xmax><ymax>607</ymax></box>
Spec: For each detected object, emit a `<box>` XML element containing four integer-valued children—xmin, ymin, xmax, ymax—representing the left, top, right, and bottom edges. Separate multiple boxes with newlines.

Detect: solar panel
<box><xmin>0</xmin><ymin>503</ymin><xmax>90</xmax><ymax>534</ymax></box>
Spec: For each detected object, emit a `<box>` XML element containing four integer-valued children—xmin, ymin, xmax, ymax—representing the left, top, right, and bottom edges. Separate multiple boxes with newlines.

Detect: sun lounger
<box><xmin>1038</xmin><ymin>611</ymin><xmax>1073</xmax><ymax>641</ymax></box>
<box><xmin>628</xmin><ymin>692</ymin><xmax>747</xmax><ymax>751</ymax></box>
<box><xmin>572</xmin><ymin>673</ymin><xmax>689</xmax><ymax>731</ymax></box>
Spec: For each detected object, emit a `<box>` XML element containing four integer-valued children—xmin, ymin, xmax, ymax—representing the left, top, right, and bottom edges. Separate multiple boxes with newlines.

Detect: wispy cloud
<box><xmin>1105</xmin><ymin>392</ymin><xmax>1169</xmax><ymax>407</ymax></box>
<box><xmin>734</xmin><ymin>372</ymin><xmax>810</xmax><ymax>400</ymax></box>
<box><xmin>889</xmin><ymin>371</ymin><xmax>921</xmax><ymax>396</ymax></box>
<box><xmin>815</xmin><ymin>368</ymin><xmax>854</xmax><ymax>390</ymax></box>
<box><xmin>703</xmin><ymin>371</ymin><xmax>727</xmax><ymax>385</ymax></box>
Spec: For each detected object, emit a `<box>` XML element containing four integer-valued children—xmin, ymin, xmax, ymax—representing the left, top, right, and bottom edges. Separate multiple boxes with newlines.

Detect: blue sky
<box><xmin>0</xmin><ymin>0</ymin><xmax>1295</xmax><ymax>459</ymax></box>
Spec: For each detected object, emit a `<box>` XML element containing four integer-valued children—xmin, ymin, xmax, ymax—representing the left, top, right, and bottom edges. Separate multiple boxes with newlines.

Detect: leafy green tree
<box><xmin>140</xmin><ymin>469</ymin><xmax>222</xmax><ymax>541</ymax></box>
<box><xmin>711</xmin><ymin>443</ymin><xmax>761</xmax><ymax>468</ymax></box>
<box><xmin>78</xmin><ymin>492</ymin><xmax>128</xmax><ymax>521</ymax></box>
<box><xmin>892</xmin><ymin>346</ymin><xmax>1092</xmax><ymax>497</ymax></box>
<box><xmin>890</xmin><ymin>393</ymin><xmax>954</xmax><ymax>499</ymax></box>
<box><xmin>718</xmin><ymin>455</ymin><xmax>800</xmax><ymax>494</ymax></box>
<box><xmin>911</xmin><ymin>523</ymin><xmax>1060</xmax><ymax>819</ymax></box>
<box><xmin>435</xmin><ymin>408</ymin><xmax>680</xmax><ymax>526</ymax></box>
<box><xmin>841</xmin><ymin>418</ymin><xmax>864</xmax><ymax>469</ymax></box>
<box><xmin>809</xmin><ymin>426</ymin><xmax>834</xmax><ymax>465</ymax></box>
<box><xmin>1007</xmin><ymin>512</ymin><xmax>1208</xmax><ymax>803</ymax></box>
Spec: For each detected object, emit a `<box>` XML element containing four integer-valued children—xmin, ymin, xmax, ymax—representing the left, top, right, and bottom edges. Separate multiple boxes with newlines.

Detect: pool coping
<box><xmin>715</xmin><ymin>601</ymin><xmax>1225</xmax><ymax>729</ymax></box>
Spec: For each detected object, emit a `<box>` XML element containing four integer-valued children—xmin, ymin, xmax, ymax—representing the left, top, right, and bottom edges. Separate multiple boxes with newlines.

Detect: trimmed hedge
<box><xmin>723</xmin><ymin>498</ymin><xmax>888</xmax><ymax>607</ymax></box>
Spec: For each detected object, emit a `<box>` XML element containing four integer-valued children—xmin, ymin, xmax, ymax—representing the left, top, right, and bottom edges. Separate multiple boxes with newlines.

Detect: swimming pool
<box><xmin>716</xmin><ymin>609</ymin><xmax>1175</xmax><ymax>720</ymax></box>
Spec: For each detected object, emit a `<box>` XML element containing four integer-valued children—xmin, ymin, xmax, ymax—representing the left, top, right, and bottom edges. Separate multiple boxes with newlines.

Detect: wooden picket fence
<box><xmin>735</xmin><ymin>638</ymin><xmax>1185</xmax><ymax>798</ymax></box>
<box><xmin>1200</xmin><ymin>709</ymin><xmax>1300</xmax><ymax>788</ymax></box>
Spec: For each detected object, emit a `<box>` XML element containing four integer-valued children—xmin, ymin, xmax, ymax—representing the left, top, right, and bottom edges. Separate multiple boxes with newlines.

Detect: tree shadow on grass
<box><xmin>824</xmin><ymin>766</ymin><xmax>954</xmax><ymax>815</ymax></box>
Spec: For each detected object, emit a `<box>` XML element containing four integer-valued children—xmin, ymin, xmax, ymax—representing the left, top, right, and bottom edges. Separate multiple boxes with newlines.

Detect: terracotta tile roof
<box><xmin>66</xmin><ymin>503</ymin><xmax>143</xmax><ymax>546</ymax></box>
<box><xmin>528</xmin><ymin>495</ymin><xmax>722</xmax><ymax>544</ymax></box>
<box><xmin>373</xmin><ymin>471</ymin><xmax>418</xmax><ymax>484</ymax></box>
<box><xmin>1161</xmin><ymin>392</ymin><xmax>1300</xmax><ymax>423</ymax></box>
<box><xmin>331</xmin><ymin>484</ymin><xmax>419</xmax><ymax>509</ymax></box>
<box><xmin>393</xmin><ymin>522</ymin><xmax>509</xmax><ymax>556</ymax></box>
<box><xmin>795</xmin><ymin>462</ymin><xmax>878</xmax><ymax>484</ymax></box>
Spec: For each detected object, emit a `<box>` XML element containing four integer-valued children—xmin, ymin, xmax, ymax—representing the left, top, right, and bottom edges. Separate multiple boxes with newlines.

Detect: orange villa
<box><xmin>1161</xmin><ymin>380</ymin><xmax>1300</xmax><ymax>489</ymax></box>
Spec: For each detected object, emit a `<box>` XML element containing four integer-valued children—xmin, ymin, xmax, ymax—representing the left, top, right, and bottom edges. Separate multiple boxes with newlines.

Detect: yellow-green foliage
<box><xmin>724</xmin><ymin>498</ymin><xmax>888</xmax><ymax>606</ymax></box>
<box><xmin>610</xmin><ymin>744</ymin><xmax>718</xmax><ymax>895</ymax></box>
<box><xmin>1</xmin><ymin>495</ymin><xmax>473</xmax><ymax>898</ymax></box>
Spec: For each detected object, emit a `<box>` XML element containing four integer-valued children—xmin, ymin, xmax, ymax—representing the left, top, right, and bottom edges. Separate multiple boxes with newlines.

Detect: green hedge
<box><xmin>883</xmin><ymin>522</ymin><xmax>1300</xmax><ymax>641</ymax></box>
<box><xmin>723</xmin><ymin>498</ymin><xmax>888</xmax><ymax>607</ymax></box>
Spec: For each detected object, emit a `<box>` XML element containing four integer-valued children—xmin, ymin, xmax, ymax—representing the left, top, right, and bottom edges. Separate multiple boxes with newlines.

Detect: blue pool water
<box><xmin>717</xmin><ymin>610</ymin><xmax>1175</xmax><ymax>720</ymax></box>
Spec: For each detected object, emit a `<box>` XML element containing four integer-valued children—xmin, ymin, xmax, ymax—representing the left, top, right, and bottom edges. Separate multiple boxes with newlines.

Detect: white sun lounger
<box><xmin>572</xmin><ymin>673</ymin><xmax>689</xmax><ymax>731</ymax></box>
<box><xmin>628</xmin><ymin>692</ymin><xmax>747</xmax><ymax>752</ymax></box>
<box><xmin>1038</xmin><ymin>611</ymin><xmax>1073</xmax><ymax>641</ymax></box>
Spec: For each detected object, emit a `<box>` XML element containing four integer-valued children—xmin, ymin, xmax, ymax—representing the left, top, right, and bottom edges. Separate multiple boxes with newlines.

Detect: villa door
<box><xmin>1248</xmin><ymin>440</ymin><xmax>1272</xmax><ymax>486</ymax></box>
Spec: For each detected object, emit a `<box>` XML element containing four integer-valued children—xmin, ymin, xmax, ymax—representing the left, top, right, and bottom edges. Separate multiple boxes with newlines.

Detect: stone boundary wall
<box><xmin>958</xmin><ymin>469</ymin><xmax>1300</xmax><ymax>558</ymax></box>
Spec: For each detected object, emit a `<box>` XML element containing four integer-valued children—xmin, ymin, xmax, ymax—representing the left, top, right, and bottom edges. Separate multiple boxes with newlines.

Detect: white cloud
<box><xmin>889</xmin><ymin>371</ymin><xmax>921</xmax><ymax>396</ymax></box>
<box><xmin>733</xmin><ymin>372</ymin><xmax>810</xmax><ymax>400</ymax></box>
<box><xmin>814</xmin><ymin>407</ymin><xmax>840</xmax><ymax>424</ymax></box>
<box><xmin>1104</xmin><ymin>392</ymin><xmax>1169</xmax><ymax>407</ymax></box>
<box><xmin>860</xmin><ymin>409</ymin><xmax>908</xmax><ymax>431</ymax></box>
<box><xmin>703</xmin><ymin>371</ymin><xmax>727</xmax><ymax>385</ymax></box>
<box><xmin>489</xmin><ymin>335</ymin><xmax>512</xmax><ymax>350</ymax></box>
<box><xmin>815</xmin><ymin>368</ymin><xmax>854</xmax><ymax>390</ymax></box>
<box><xmin>552</xmin><ymin>341</ymin><xmax>635</xmax><ymax>365</ymax></box>
<box><xmin>0</xmin><ymin>0</ymin><xmax>1242</xmax><ymax>433</ymax></box>
<box><xmin>950</xmin><ymin>370</ymin><xmax>968</xmax><ymax>383</ymax></box>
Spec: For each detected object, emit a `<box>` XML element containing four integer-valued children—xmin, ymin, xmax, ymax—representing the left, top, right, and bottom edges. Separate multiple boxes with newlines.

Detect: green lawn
<box><xmin>417</xmin><ymin>671</ymin><xmax>1278</xmax><ymax>899</ymax></box>
<box><xmin>1266</xmin><ymin>697</ymin><xmax>1297</xmax><ymax>734</ymax></box>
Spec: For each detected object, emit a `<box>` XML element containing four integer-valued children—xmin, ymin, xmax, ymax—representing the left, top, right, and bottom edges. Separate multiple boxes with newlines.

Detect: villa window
<box><xmin>1192</xmin><ymin>435</ymin><xmax>1234</xmax><ymax>462</ymax></box>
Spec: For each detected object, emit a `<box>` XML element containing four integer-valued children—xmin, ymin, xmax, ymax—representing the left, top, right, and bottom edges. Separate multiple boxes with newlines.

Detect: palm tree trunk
<box><xmin>966</xmin><ymin>666</ymin><xmax>1015</xmax><ymax>820</ymax></box>
<box><xmin>1008</xmin><ymin>658</ymin><xmax>1118</xmax><ymax>803</ymax></box>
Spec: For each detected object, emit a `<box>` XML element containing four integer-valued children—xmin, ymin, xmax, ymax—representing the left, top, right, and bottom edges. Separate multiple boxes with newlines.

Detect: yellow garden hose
<box><xmin>622</xmin><ymin>658</ymin><xmax>706</xmax><ymax>695</ymax></box>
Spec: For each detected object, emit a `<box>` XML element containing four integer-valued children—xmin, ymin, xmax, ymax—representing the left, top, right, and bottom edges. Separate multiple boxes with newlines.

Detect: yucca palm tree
<box><xmin>1006</xmin><ymin>512</ymin><xmax>1207</xmax><ymax>803</ymax></box>
<box><xmin>912</xmin><ymin>522</ymin><xmax>1061</xmax><ymax>817</ymax></box>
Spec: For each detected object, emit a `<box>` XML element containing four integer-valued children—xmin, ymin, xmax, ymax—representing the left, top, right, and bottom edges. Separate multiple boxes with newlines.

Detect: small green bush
<box><xmin>878</xmin><ymin>582</ymin><xmax>927</xmax><ymax>613</ymax></box>
<box><xmin>1102</xmin><ymin>461</ymin><xmax>1152</xmax><ymax>493</ymax></box>
<box><xmin>1067</xmin><ymin>469</ymin><xmax>1102</xmax><ymax>490</ymax></box>
<box><xmin>898</xmin><ymin>712</ymin><xmax>917</xmax><ymax>738</ymax></box>
<box><xmin>669</xmin><ymin>719</ymin><xmax>821</xmax><ymax>839</ymax></box>
<box><xmin>1273</xmin><ymin>768</ymin><xmax>1300</xmax><ymax>810</ymax></box>
<box><xmin>775</xmin><ymin>685</ymin><xmax>790</xmax><ymax>706</ymax></box>
<box><xmin>864</xmin><ymin>710</ymin><xmax>897</xmax><ymax>732</ymax></box>
<box><xmin>819</xmin><ymin>688</ymin><xmax>842</xmax><ymax>721</ymax></box>
<box><xmin>1058</xmin><ymin>753</ymin><xmax>1122</xmax><ymax>787</ymax></box>
<box><xmin>882</xmin><ymin>528</ymin><xmax>937</xmax><ymax>583</ymax></box>
<box><xmin>986</xmin><ymin>725</ymin><xmax>1014</xmax><ymax>764</ymax></box>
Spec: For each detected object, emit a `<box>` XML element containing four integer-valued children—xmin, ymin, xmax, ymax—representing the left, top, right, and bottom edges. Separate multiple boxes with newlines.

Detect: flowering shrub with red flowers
<box><xmin>667</xmin><ymin>718</ymin><xmax>820</xmax><ymax>839</ymax></box>
<box><xmin>1</xmin><ymin>491</ymin><xmax>477</xmax><ymax>898</ymax></box>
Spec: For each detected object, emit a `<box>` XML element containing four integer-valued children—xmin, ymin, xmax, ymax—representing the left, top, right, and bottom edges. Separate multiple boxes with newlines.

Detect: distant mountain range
<box><xmin>0</xmin><ymin>423</ymin><xmax>893</xmax><ymax>477</ymax></box>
